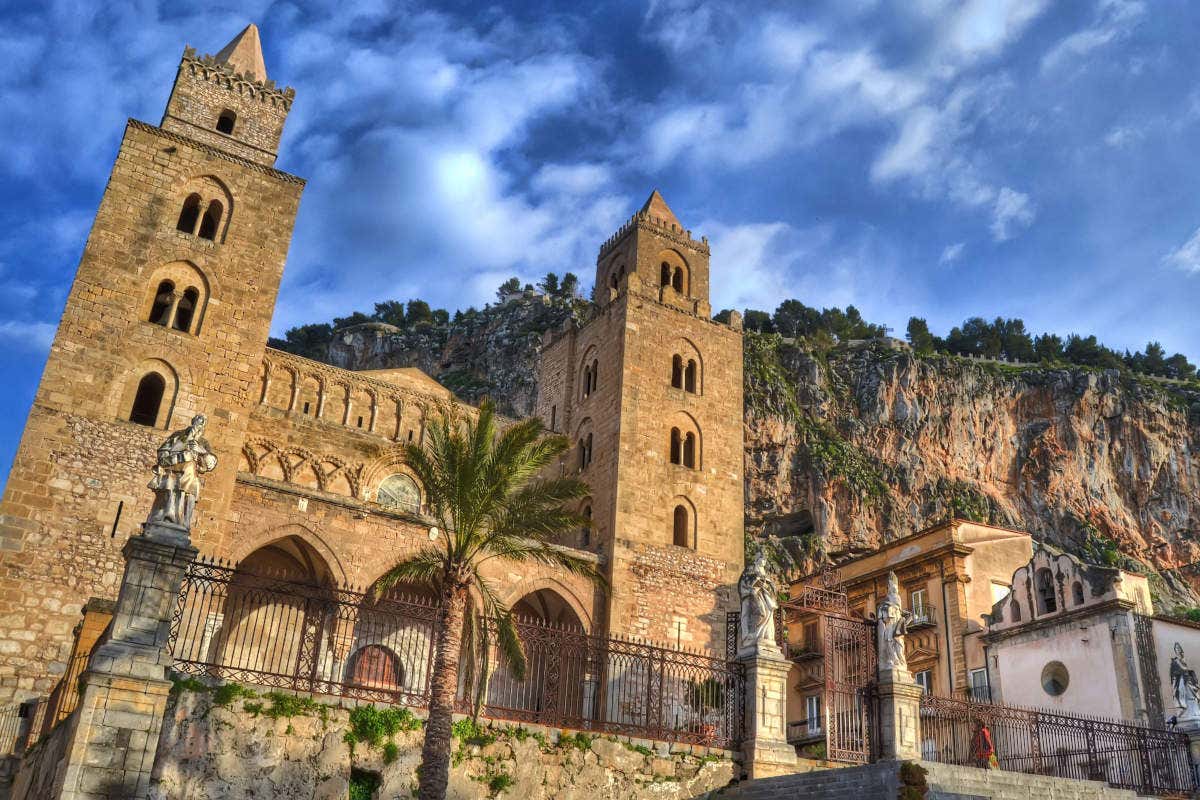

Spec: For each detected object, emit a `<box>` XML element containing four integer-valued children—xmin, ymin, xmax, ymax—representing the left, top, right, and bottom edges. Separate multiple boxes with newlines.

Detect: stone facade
<box><xmin>0</xmin><ymin>25</ymin><xmax>743</xmax><ymax>701</ymax></box>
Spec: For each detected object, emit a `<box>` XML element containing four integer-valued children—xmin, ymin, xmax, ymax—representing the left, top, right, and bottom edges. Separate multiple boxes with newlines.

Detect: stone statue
<box><xmin>147</xmin><ymin>414</ymin><xmax>218</xmax><ymax>530</ymax></box>
<box><xmin>738</xmin><ymin>549</ymin><xmax>779</xmax><ymax>656</ymax></box>
<box><xmin>871</xmin><ymin>572</ymin><xmax>913</xmax><ymax>674</ymax></box>
<box><xmin>1170</xmin><ymin>643</ymin><xmax>1200</xmax><ymax>720</ymax></box>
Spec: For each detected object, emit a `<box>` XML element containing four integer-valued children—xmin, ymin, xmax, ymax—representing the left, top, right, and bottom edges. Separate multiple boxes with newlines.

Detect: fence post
<box><xmin>736</xmin><ymin>553</ymin><xmax>796</xmax><ymax>779</ymax></box>
<box><xmin>1174</xmin><ymin>714</ymin><xmax>1200</xmax><ymax>789</ymax></box>
<box><xmin>33</xmin><ymin>416</ymin><xmax>212</xmax><ymax>800</ymax></box>
<box><xmin>874</xmin><ymin>572</ymin><xmax>922</xmax><ymax>761</ymax></box>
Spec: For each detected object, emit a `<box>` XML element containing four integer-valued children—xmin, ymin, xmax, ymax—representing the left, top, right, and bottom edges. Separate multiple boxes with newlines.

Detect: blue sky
<box><xmin>1</xmin><ymin>0</ymin><xmax>1198</xmax><ymax>483</ymax></box>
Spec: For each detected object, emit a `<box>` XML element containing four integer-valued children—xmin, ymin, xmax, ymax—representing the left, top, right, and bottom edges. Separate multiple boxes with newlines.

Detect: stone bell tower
<box><xmin>536</xmin><ymin>190</ymin><xmax>745</xmax><ymax>650</ymax></box>
<box><xmin>0</xmin><ymin>24</ymin><xmax>304</xmax><ymax>701</ymax></box>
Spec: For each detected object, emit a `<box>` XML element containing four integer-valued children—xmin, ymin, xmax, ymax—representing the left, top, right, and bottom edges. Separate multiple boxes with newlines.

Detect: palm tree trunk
<box><xmin>419</xmin><ymin>582</ymin><xmax>468</xmax><ymax>800</ymax></box>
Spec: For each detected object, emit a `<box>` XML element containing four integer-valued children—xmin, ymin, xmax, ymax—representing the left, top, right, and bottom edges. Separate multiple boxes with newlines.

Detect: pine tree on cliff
<box><xmin>372</xmin><ymin>400</ymin><xmax>601</xmax><ymax>800</ymax></box>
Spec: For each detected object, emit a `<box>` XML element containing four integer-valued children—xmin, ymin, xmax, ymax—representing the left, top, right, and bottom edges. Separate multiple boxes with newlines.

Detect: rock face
<box><xmin>151</xmin><ymin>689</ymin><xmax>738</xmax><ymax>800</ymax></box>
<box><xmin>743</xmin><ymin>337</ymin><xmax>1200</xmax><ymax>603</ymax></box>
<box><xmin>327</xmin><ymin>293</ymin><xmax>589</xmax><ymax>418</ymax></box>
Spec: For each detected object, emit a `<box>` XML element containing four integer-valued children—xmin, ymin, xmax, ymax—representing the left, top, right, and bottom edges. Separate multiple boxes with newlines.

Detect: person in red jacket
<box><xmin>971</xmin><ymin>719</ymin><xmax>998</xmax><ymax>769</ymax></box>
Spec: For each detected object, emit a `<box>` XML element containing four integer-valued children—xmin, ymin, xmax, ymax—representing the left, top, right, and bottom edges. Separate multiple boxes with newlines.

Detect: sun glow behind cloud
<box><xmin>0</xmin><ymin>0</ymin><xmax>1197</xmax><ymax>481</ymax></box>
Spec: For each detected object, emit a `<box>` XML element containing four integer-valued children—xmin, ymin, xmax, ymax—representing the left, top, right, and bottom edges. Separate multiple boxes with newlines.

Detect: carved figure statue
<box><xmin>871</xmin><ymin>572</ymin><xmax>913</xmax><ymax>673</ymax></box>
<box><xmin>147</xmin><ymin>414</ymin><xmax>218</xmax><ymax>529</ymax></box>
<box><xmin>1170</xmin><ymin>643</ymin><xmax>1200</xmax><ymax>719</ymax></box>
<box><xmin>738</xmin><ymin>549</ymin><xmax>779</xmax><ymax>655</ymax></box>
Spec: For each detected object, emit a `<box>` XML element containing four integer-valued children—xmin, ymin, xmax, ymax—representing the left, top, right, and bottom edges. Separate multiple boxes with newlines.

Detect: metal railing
<box><xmin>908</xmin><ymin>603</ymin><xmax>937</xmax><ymax>627</ymax></box>
<box><xmin>918</xmin><ymin>693</ymin><xmax>1196</xmax><ymax>795</ymax></box>
<box><xmin>0</xmin><ymin>703</ymin><xmax>20</xmax><ymax>756</ymax></box>
<box><xmin>168</xmin><ymin>557</ymin><xmax>745</xmax><ymax>748</ymax></box>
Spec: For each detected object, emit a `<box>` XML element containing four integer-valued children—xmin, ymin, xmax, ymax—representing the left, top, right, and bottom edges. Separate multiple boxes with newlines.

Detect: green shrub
<box><xmin>212</xmin><ymin>683</ymin><xmax>258</xmax><ymax>707</ymax></box>
<box><xmin>451</xmin><ymin>717</ymin><xmax>495</xmax><ymax>746</ymax></box>
<box><xmin>344</xmin><ymin>705</ymin><xmax>423</xmax><ymax>753</ymax></box>
<box><xmin>488</xmin><ymin>772</ymin><xmax>514</xmax><ymax>794</ymax></box>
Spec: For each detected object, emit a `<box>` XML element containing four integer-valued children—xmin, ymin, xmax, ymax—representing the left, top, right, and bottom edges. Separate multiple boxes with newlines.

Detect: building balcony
<box><xmin>786</xmin><ymin>719</ymin><xmax>822</xmax><ymax>744</ymax></box>
<box><xmin>909</xmin><ymin>604</ymin><xmax>937</xmax><ymax>628</ymax></box>
<box><xmin>786</xmin><ymin>640</ymin><xmax>822</xmax><ymax>661</ymax></box>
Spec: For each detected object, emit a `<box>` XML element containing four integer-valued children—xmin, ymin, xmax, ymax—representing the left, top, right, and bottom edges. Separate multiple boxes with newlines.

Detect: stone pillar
<box><xmin>876</xmin><ymin>666</ymin><xmax>923</xmax><ymax>761</ymax></box>
<box><xmin>737</xmin><ymin>648</ymin><xmax>797</xmax><ymax>779</ymax></box>
<box><xmin>53</xmin><ymin>520</ymin><xmax>197</xmax><ymax>800</ymax></box>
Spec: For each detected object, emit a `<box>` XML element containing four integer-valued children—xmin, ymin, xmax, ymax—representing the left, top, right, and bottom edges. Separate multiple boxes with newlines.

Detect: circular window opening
<box><xmin>1041</xmin><ymin>661</ymin><xmax>1069</xmax><ymax>696</ymax></box>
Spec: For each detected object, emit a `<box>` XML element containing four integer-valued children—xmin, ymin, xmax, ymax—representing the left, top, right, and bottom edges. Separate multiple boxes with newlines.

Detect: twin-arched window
<box><xmin>670</xmin><ymin>355</ymin><xmax>698</xmax><ymax>393</ymax></box>
<box><xmin>669</xmin><ymin>427</ymin><xmax>697</xmax><ymax>468</ymax></box>
<box><xmin>581</xmin><ymin>359</ymin><xmax>599</xmax><ymax>399</ymax></box>
<box><xmin>659</xmin><ymin>261</ymin><xmax>686</xmax><ymax>293</ymax></box>
<box><xmin>176</xmin><ymin>193</ymin><xmax>225</xmax><ymax>242</ymax></box>
<box><xmin>148</xmin><ymin>280</ymin><xmax>203</xmax><ymax>333</ymax></box>
<box><xmin>1035</xmin><ymin>568</ymin><xmax>1057</xmax><ymax>615</ymax></box>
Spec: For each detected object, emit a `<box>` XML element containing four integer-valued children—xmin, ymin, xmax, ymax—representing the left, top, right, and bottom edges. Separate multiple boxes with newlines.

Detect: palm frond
<box><xmin>478</xmin><ymin>538</ymin><xmax>607</xmax><ymax>588</ymax></box>
<box><xmin>369</xmin><ymin>548</ymin><xmax>446</xmax><ymax>601</ymax></box>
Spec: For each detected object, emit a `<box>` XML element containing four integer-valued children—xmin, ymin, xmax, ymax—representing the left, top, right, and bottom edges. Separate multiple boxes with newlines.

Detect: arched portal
<box><xmin>207</xmin><ymin>536</ymin><xmax>336</xmax><ymax>684</ymax></box>
<box><xmin>343</xmin><ymin>577</ymin><xmax>439</xmax><ymax>701</ymax></box>
<box><xmin>488</xmin><ymin>588</ymin><xmax>590</xmax><ymax>724</ymax></box>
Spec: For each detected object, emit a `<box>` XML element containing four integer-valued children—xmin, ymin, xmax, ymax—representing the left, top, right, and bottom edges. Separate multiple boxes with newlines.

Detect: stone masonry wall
<box><xmin>150</xmin><ymin>685</ymin><xmax>739</xmax><ymax>800</ymax></box>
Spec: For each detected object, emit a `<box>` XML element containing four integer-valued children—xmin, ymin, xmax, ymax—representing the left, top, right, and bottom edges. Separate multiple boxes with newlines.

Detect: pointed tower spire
<box><xmin>215</xmin><ymin>23</ymin><xmax>267</xmax><ymax>81</ymax></box>
<box><xmin>639</xmin><ymin>189</ymin><xmax>681</xmax><ymax>228</ymax></box>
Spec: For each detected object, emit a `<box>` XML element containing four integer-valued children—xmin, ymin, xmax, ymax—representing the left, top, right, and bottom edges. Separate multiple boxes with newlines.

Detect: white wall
<box><xmin>993</xmin><ymin>619</ymin><xmax>1122</xmax><ymax>717</ymax></box>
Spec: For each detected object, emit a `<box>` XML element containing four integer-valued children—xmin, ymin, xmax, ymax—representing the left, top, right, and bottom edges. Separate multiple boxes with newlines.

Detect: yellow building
<box><xmin>784</xmin><ymin>519</ymin><xmax>1033</xmax><ymax>746</ymax></box>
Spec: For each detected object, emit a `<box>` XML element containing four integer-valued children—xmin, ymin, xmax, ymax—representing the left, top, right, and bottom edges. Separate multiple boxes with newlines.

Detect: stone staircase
<box><xmin>715</xmin><ymin>761</ymin><xmax>1151</xmax><ymax>799</ymax></box>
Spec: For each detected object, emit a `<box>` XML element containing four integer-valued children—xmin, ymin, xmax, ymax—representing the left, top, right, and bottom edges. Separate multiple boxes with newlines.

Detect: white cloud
<box><xmin>939</xmin><ymin>242</ymin><xmax>966</xmax><ymax>264</ymax></box>
<box><xmin>1163</xmin><ymin>227</ymin><xmax>1200</xmax><ymax>274</ymax></box>
<box><xmin>1104</xmin><ymin>124</ymin><xmax>1144</xmax><ymax>147</ymax></box>
<box><xmin>0</xmin><ymin>320</ymin><xmax>55</xmax><ymax>352</ymax></box>
<box><xmin>1041</xmin><ymin>0</ymin><xmax>1145</xmax><ymax>72</ymax></box>
<box><xmin>990</xmin><ymin>187</ymin><xmax>1036</xmax><ymax>241</ymax></box>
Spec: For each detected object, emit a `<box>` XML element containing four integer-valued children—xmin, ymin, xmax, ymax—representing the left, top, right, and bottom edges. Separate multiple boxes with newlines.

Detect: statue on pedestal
<box><xmin>147</xmin><ymin>414</ymin><xmax>218</xmax><ymax>530</ymax></box>
<box><xmin>738</xmin><ymin>549</ymin><xmax>779</xmax><ymax>656</ymax></box>
<box><xmin>1171</xmin><ymin>643</ymin><xmax>1200</xmax><ymax>721</ymax></box>
<box><xmin>871</xmin><ymin>572</ymin><xmax>913</xmax><ymax>674</ymax></box>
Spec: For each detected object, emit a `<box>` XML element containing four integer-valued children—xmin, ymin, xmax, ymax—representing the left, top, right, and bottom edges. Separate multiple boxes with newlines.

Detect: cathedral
<box><xmin>0</xmin><ymin>24</ymin><xmax>747</xmax><ymax>703</ymax></box>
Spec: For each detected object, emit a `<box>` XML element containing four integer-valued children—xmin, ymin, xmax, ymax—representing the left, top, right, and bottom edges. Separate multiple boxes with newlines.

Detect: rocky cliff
<box><xmin>743</xmin><ymin>335</ymin><xmax>1200</xmax><ymax>604</ymax></box>
<box><xmin>326</xmin><ymin>292</ymin><xmax>589</xmax><ymax>418</ymax></box>
<box><xmin>321</xmin><ymin>305</ymin><xmax>1200</xmax><ymax>605</ymax></box>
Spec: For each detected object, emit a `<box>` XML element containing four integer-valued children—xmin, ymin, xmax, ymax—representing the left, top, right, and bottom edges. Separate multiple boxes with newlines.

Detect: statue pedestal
<box><xmin>54</xmin><ymin>522</ymin><xmax>197</xmax><ymax>799</ymax></box>
<box><xmin>1175</xmin><ymin>710</ymin><xmax>1200</xmax><ymax>770</ymax></box>
<box><xmin>876</xmin><ymin>668</ymin><xmax>923</xmax><ymax>761</ymax></box>
<box><xmin>737</xmin><ymin>648</ymin><xmax>797</xmax><ymax>779</ymax></box>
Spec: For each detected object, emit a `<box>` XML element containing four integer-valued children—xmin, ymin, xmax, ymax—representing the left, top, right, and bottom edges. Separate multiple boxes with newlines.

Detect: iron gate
<box><xmin>823</xmin><ymin>613</ymin><xmax>876</xmax><ymax>763</ymax></box>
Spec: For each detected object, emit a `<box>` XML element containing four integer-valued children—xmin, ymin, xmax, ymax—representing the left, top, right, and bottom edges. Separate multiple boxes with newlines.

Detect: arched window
<box><xmin>671</xmin><ymin>355</ymin><xmax>683</xmax><ymax>389</ymax></box>
<box><xmin>1010</xmin><ymin>599</ymin><xmax>1022</xmax><ymax>622</ymax></box>
<box><xmin>173</xmin><ymin>287</ymin><xmax>199</xmax><ymax>332</ymax></box>
<box><xmin>377</xmin><ymin>473</ymin><xmax>421</xmax><ymax>514</ymax></box>
<box><xmin>585</xmin><ymin>433</ymin><xmax>593</xmax><ymax>467</ymax></box>
<box><xmin>1035</xmin><ymin>568</ymin><xmax>1057</xmax><ymax>615</ymax></box>
<box><xmin>670</xmin><ymin>428</ymin><xmax>682</xmax><ymax>464</ymax></box>
<box><xmin>129</xmin><ymin>373</ymin><xmax>166</xmax><ymax>427</ymax></box>
<box><xmin>149</xmin><ymin>280</ymin><xmax>175</xmax><ymax>325</ymax></box>
<box><xmin>197</xmin><ymin>200</ymin><xmax>223</xmax><ymax>241</ymax></box>
<box><xmin>349</xmin><ymin>645</ymin><xmax>403</xmax><ymax>689</ymax></box>
<box><xmin>216</xmin><ymin>109</ymin><xmax>237</xmax><ymax>135</ymax></box>
<box><xmin>609</xmin><ymin>264</ymin><xmax>624</xmax><ymax>291</ymax></box>
<box><xmin>578</xmin><ymin>434</ymin><xmax>593</xmax><ymax>470</ymax></box>
<box><xmin>672</xmin><ymin>267</ymin><xmax>684</xmax><ymax>293</ymax></box>
<box><xmin>591</xmin><ymin>359</ymin><xmax>598</xmax><ymax>392</ymax></box>
<box><xmin>176</xmin><ymin>194</ymin><xmax>202</xmax><ymax>234</ymax></box>
<box><xmin>660</xmin><ymin>262</ymin><xmax>671</xmax><ymax>287</ymax></box>
<box><xmin>684</xmin><ymin>359</ymin><xmax>697</xmax><ymax>393</ymax></box>
<box><xmin>672</xmin><ymin>505</ymin><xmax>690</xmax><ymax>548</ymax></box>
<box><xmin>1071</xmin><ymin>581</ymin><xmax>1085</xmax><ymax>606</ymax></box>
<box><xmin>683</xmin><ymin>432</ymin><xmax>696</xmax><ymax>468</ymax></box>
<box><xmin>581</xmin><ymin>504</ymin><xmax>592</xmax><ymax>548</ymax></box>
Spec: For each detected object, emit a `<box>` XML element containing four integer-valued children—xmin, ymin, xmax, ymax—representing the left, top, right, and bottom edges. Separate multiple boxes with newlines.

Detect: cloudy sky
<box><xmin>0</xmin><ymin>0</ymin><xmax>1198</xmax><ymax>480</ymax></box>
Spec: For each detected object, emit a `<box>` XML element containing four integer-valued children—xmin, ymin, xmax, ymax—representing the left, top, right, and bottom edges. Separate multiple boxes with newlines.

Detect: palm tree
<box><xmin>372</xmin><ymin>399</ymin><xmax>601</xmax><ymax>800</ymax></box>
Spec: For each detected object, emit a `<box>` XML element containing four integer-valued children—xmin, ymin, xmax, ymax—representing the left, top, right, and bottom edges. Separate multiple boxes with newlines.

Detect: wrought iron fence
<box><xmin>169</xmin><ymin>557</ymin><xmax>745</xmax><ymax>748</ymax></box>
<box><xmin>0</xmin><ymin>703</ymin><xmax>20</xmax><ymax>756</ymax></box>
<box><xmin>919</xmin><ymin>693</ymin><xmax>1196</xmax><ymax>795</ymax></box>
